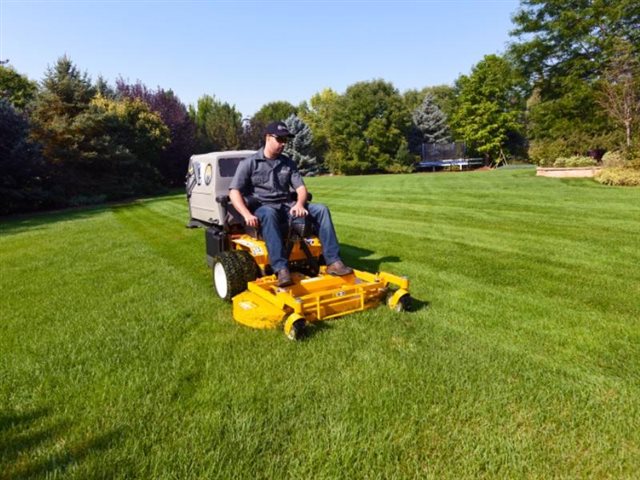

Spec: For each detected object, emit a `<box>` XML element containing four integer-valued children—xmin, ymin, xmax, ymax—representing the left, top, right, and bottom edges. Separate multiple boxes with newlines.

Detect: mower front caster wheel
<box><xmin>387</xmin><ymin>290</ymin><xmax>412</xmax><ymax>312</ymax></box>
<box><xmin>394</xmin><ymin>294</ymin><xmax>412</xmax><ymax>312</ymax></box>
<box><xmin>284</xmin><ymin>314</ymin><xmax>306</xmax><ymax>341</ymax></box>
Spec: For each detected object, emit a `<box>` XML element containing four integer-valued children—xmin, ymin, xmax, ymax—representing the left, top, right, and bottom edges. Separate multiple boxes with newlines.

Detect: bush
<box><xmin>552</xmin><ymin>155</ymin><xmax>597</xmax><ymax>167</ymax></box>
<box><xmin>528</xmin><ymin>139</ymin><xmax>572</xmax><ymax>166</ymax></box>
<box><xmin>601</xmin><ymin>150</ymin><xmax>627</xmax><ymax>168</ymax></box>
<box><xmin>595</xmin><ymin>167</ymin><xmax>640</xmax><ymax>186</ymax></box>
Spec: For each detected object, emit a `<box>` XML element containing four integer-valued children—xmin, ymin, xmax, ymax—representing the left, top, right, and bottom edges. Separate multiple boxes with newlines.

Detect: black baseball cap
<box><xmin>264</xmin><ymin>121</ymin><xmax>294</xmax><ymax>138</ymax></box>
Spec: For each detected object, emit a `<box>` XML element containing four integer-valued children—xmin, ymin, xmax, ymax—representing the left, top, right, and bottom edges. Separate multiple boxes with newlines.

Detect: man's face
<box><xmin>265</xmin><ymin>134</ymin><xmax>289</xmax><ymax>156</ymax></box>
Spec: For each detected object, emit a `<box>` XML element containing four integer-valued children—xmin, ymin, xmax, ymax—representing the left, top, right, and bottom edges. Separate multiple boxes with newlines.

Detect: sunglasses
<box><xmin>271</xmin><ymin>135</ymin><xmax>289</xmax><ymax>144</ymax></box>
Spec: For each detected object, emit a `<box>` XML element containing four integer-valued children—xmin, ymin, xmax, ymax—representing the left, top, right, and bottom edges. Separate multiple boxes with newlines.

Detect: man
<box><xmin>229</xmin><ymin>121</ymin><xmax>352</xmax><ymax>287</ymax></box>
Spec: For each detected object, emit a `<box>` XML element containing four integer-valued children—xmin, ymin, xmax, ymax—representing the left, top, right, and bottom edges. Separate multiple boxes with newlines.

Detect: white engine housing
<box><xmin>186</xmin><ymin>150</ymin><xmax>255</xmax><ymax>226</ymax></box>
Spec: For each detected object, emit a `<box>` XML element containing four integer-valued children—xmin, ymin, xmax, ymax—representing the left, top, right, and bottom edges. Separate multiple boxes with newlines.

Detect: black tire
<box><xmin>395</xmin><ymin>294</ymin><xmax>412</xmax><ymax>312</ymax></box>
<box><xmin>236</xmin><ymin>250</ymin><xmax>260</xmax><ymax>282</ymax></box>
<box><xmin>212</xmin><ymin>251</ymin><xmax>247</xmax><ymax>301</ymax></box>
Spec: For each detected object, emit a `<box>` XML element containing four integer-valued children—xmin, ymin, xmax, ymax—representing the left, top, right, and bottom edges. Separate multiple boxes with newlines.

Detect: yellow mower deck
<box><xmin>232</xmin><ymin>266</ymin><xmax>410</xmax><ymax>337</ymax></box>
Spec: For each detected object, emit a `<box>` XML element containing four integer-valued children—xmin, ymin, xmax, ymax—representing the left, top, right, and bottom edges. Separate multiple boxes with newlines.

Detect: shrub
<box><xmin>601</xmin><ymin>150</ymin><xmax>626</xmax><ymax>168</ymax></box>
<box><xmin>595</xmin><ymin>167</ymin><xmax>640</xmax><ymax>186</ymax></box>
<box><xmin>528</xmin><ymin>139</ymin><xmax>573</xmax><ymax>166</ymax></box>
<box><xmin>553</xmin><ymin>155</ymin><xmax>597</xmax><ymax>167</ymax></box>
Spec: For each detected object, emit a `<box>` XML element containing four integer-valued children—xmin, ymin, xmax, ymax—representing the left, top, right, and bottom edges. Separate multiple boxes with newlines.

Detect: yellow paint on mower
<box><xmin>232</xmin><ymin>266</ymin><xmax>410</xmax><ymax>336</ymax></box>
<box><xmin>231</xmin><ymin>234</ymin><xmax>323</xmax><ymax>273</ymax></box>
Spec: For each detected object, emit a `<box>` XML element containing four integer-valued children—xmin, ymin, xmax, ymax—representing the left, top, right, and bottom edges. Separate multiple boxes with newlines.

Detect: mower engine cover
<box><xmin>186</xmin><ymin>150</ymin><xmax>256</xmax><ymax>227</ymax></box>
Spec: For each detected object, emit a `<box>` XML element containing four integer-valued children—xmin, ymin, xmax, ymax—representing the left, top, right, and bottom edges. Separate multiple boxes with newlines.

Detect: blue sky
<box><xmin>1</xmin><ymin>0</ymin><xmax>520</xmax><ymax>116</ymax></box>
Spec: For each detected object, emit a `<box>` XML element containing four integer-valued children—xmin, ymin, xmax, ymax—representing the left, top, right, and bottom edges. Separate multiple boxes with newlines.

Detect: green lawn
<box><xmin>1</xmin><ymin>168</ymin><xmax>639</xmax><ymax>479</ymax></box>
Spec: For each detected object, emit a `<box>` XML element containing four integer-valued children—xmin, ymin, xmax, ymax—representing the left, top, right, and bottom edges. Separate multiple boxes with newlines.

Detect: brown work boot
<box><xmin>326</xmin><ymin>260</ymin><xmax>353</xmax><ymax>276</ymax></box>
<box><xmin>276</xmin><ymin>268</ymin><xmax>293</xmax><ymax>287</ymax></box>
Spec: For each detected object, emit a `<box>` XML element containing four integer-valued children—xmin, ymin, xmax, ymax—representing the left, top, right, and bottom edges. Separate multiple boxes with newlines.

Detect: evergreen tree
<box><xmin>283</xmin><ymin>114</ymin><xmax>320</xmax><ymax>175</ymax></box>
<box><xmin>30</xmin><ymin>56</ymin><xmax>96</xmax><ymax>167</ymax></box>
<box><xmin>0</xmin><ymin>99</ymin><xmax>47</xmax><ymax>214</ymax></box>
<box><xmin>412</xmin><ymin>93</ymin><xmax>451</xmax><ymax>144</ymax></box>
<box><xmin>95</xmin><ymin>75</ymin><xmax>116</xmax><ymax>99</ymax></box>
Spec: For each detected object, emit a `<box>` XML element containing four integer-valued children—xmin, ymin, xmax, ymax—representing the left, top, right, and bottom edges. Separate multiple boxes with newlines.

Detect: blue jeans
<box><xmin>254</xmin><ymin>203</ymin><xmax>341</xmax><ymax>272</ymax></box>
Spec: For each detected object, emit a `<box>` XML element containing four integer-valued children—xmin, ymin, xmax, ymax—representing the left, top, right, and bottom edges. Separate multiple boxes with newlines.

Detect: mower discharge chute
<box><xmin>186</xmin><ymin>151</ymin><xmax>411</xmax><ymax>339</ymax></box>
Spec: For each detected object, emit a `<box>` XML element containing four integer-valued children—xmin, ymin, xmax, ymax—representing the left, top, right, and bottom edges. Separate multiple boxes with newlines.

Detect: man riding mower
<box><xmin>185</xmin><ymin>143</ymin><xmax>411</xmax><ymax>340</ymax></box>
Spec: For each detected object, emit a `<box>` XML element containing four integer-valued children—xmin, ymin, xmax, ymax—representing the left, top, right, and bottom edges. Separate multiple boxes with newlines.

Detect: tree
<box><xmin>509</xmin><ymin>0</ymin><xmax>640</xmax><ymax>148</ymax></box>
<box><xmin>511</xmin><ymin>0</ymin><xmax>640</xmax><ymax>89</ymax></box>
<box><xmin>0</xmin><ymin>65</ymin><xmax>38</xmax><ymax>110</ymax></box>
<box><xmin>0</xmin><ymin>99</ymin><xmax>47</xmax><ymax>214</ymax></box>
<box><xmin>117</xmin><ymin>79</ymin><xmax>195</xmax><ymax>185</ymax></box>
<box><xmin>325</xmin><ymin>79</ymin><xmax>413</xmax><ymax>174</ymax></box>
<box><xmin>283</xmin><ymin>114</ymin><xmax>320</xmax><ymax>175</ymax></box>
<box><xmin>87</xmin><ymin>95</ymin><xmax>170</xmax><ymax>195</ymax></box>
<box><xmin>599</xmin><ymin>38</ymin><xmax>640</xmax><ymax>149</ymax></box>
<box><xmin>298</xmin><ymin>88</ymin><xmax>339</xmax><ymax>163</ymax></box>
<box><xmin>252</xmin><ymin>100</ymin><xmax>297</xmax><ymax>127</ymax></box>
<box><xmin>403</xmin><ymin>85</ymin><xmax>456</xmax><ymax>119</ymax></box>
<box><xmin>188</xmin><ymin>94</ymin><xmax>242</xmax><ymax>153</ymax></box>
<box><xmin>95</xmin><ymin>75</ymin><xmax>116</xmax><ymax>99</ymax></box>
<box><xmin>30</xmin><ymin>57</ymin><xmax>171</xmax><ymax>203</ymax></box>
<box><xmin>451</xmin><ymin>55</ymin><xmax>525</xmax><ymax>164</ymax></box>
<box><xmin>30</xmin><ymin>56</ymin><xmax>96</xmax><ymax>167</ymax></box>
<box><xmin>242</xmin><ymin>101</ymin><xmax>298</xmax><ymax>149</ymax></box>
<box><xmin>412</xmin><ymin>93</ymin><xmax>451</xmax><ymax>145</ymax></box>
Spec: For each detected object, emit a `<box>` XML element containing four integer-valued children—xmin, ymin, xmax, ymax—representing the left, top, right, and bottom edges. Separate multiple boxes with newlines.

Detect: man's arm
<box><xmin>289</xmin><ymin>185</ymin><xmax>308</xmax><ymax>218</ymax></box>
<box><xmin>229</xmin><ymin>189</ymin><xmax>259</xmax><ymax>227</ymax></box>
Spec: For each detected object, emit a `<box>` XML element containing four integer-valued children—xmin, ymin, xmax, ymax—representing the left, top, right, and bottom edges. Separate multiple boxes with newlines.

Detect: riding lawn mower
<box><xmin>186</xmin><ymin>151</ymin><xmax>411</xmax><ymax>340</ymax></box>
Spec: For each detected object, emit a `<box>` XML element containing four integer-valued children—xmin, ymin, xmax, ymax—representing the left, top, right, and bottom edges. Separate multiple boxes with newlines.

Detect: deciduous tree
<box><xmin>117</xmin><ymin>80</ymin><xmax>195</xmax><ymax>185</ymax></box>
<box><xmin>189</xmin><ymin>95</ymin><xmax>242</xmax><ymax>153</ymax></box>
<box><xmin>325</xmin><ymin>80</ymin><xmax>413</xmax><ymax>174</ymax></box>
<box><xmin>451</xmin><ymin>55</ymin><xmax>525</xmax><ymax>164</ymax></box>
<box><xmin>298</xmin><ymin>88</ymin><xmax>339</xmax><ymax>163</ymax></box>
<box><xmin>509</xmin><ymin>0</ymin><xmax>639</xmax><ymax>149</ymax></box>
<box><xmin>599</xmin><ymin>38</ymin><xmax>640</xmax><ymax>149</ymax></box>
<box><xmin>0</xmin><ymin>65</ymin><xmax>38</xmax><ymax>110</ymax></box>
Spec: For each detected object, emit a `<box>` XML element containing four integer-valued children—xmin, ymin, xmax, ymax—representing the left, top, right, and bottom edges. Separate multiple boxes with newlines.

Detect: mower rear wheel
<box><xmin>236</xmin><ymin>249</ymin><xmax>260</xmax><ymax>282</ymax></box>
<box><xmin>212</xmin><ymin>251</ymin><xmax>247</xmax><ymax>301</ymax></box>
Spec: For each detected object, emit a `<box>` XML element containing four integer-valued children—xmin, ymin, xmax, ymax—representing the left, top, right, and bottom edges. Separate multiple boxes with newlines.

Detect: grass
<box><xmin>1</xmin><ymin>168</ymin><xmax>639</xmax><ymax>479</ymax></box>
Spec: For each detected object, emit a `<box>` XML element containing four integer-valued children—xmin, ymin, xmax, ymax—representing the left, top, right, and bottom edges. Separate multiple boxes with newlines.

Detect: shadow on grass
<box><xmin>407</xmin><ymin>296</ymin><xmax>430</xmax><ymax>312</ymax></box>
<box><xmin>299</xmin><ymin>320</ymin><xmax>334</xmax><ymax>341</ymax></box>
<box><xmin>0</xmin><ymin>408</ymin><xmax>124</xmax><ymax>479</ymax></box>
<box><xmin>339</xmin><ymin>243</ymin><xmax>401</xmax><ymax>272</ymax></box>
<box><xmin>339</xmin><ymin>244</ymin><xmax>429</xmax><ymax>312</ymax></box>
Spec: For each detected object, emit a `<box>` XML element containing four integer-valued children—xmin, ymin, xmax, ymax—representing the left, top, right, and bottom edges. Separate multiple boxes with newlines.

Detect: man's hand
<box><xmin>289</xmin><ymin>203</ymin><xmax>308</xmax><ymax>218</ymax></box>
<box><xmin>244</xmin><ymin>214</ymin><xmax>260</xmax><ymax>228</ymax></box>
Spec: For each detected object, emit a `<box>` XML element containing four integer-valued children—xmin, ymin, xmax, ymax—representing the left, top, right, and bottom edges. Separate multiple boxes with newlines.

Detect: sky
<box><xmin>1</xmin><ymin>0</ymin><xmax>521</xmax><ymax>117</ymax></box>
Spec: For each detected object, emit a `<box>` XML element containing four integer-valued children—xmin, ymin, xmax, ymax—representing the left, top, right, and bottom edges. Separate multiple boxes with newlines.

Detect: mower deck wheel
<box><xmin>284</xmin><ymin>314</ymin><xmax>306</xmax><ymax>340</ymax></box>
<box><xmin>394</xmin><ymin>294</ymin><xmax>412</xmax><ymax>312</ymax></box>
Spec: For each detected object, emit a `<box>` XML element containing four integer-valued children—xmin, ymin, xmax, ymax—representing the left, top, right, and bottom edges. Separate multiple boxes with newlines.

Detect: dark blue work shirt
<box><xmin>229</xmin><ymin>148</ymin><xmax>305</xmax><ymax>205</ymax></box>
